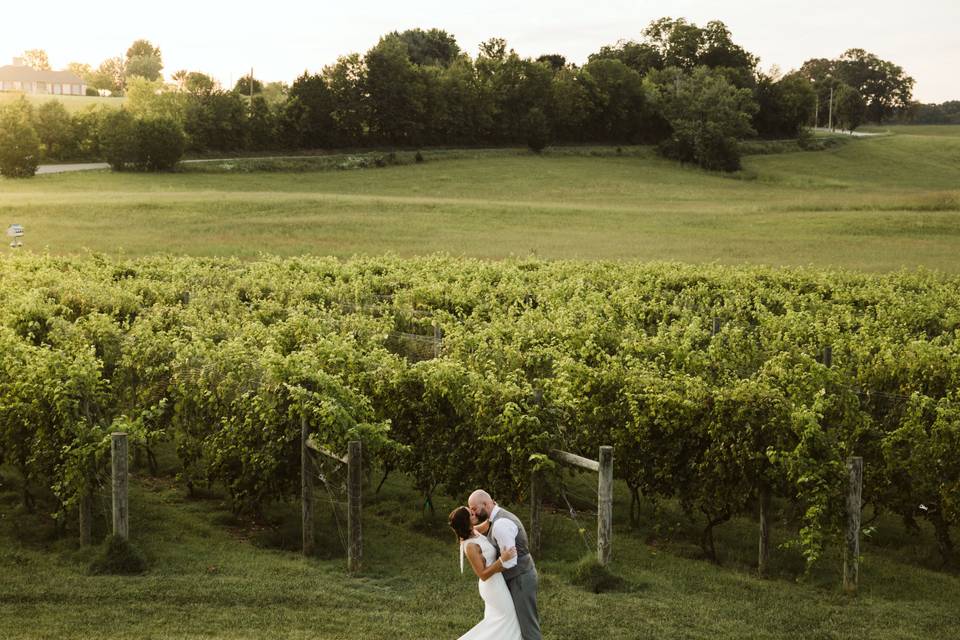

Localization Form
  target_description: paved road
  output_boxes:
[36,155,322,175]
[812,127,883,137]
[37,162,110,174]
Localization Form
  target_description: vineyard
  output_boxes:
[1,252,959,579]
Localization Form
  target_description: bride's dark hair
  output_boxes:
[448,506,472,541]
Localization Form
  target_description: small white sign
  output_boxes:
[6,224,24,238]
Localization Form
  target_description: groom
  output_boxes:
[468,489,541,640]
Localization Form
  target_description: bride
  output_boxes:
[448,506,522,640]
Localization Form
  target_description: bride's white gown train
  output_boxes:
[458,535,523,640]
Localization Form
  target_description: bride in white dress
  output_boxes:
[448,506,522,640]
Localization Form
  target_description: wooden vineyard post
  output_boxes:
[530,470,543,557]
[597,446,613,566]
[111,433,129,539]
[712,317,721,336]
[548,446,614,566]
[844,456,863,593]
[758,484,771,577]
[347,440,363,574]
[302,414,315,557]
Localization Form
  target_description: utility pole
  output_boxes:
[828,85,834,131]
[250,66,254,101]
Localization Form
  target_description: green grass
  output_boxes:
[860,124,960,137]
[2,134,958,271]
[0,91,125,113]
[1,460,957,640]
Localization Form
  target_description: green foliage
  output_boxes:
[525,107,550,152]
[382,28,461,67]
[0,99,40,178]
[233,75,263,95]
[650,66,757,171]
[125,39,163,82]
[835,84,867,132]
[88,534,148,575]
[136,117,185,171]
[753,74,816,138]
[34,101,77,161]
[91,57,126,95]
[99,109,139,170]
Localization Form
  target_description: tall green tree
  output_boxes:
[323,55,368,146]
[580,58,656,143]
[834,83,867,132]
[282,73,336,148]
[91,57,126,95]
[246,96,276,150]
[836,48,913,124]
[649,66,757,171]
[588,40,662,76]
[384,28,461,67]
[21,49,51,70]
[365,37,427,145]
[234,75,263,96]
[753,73,815,138]
[645,18,756,84]
[34,101,77,161]
[125,40,163,81]
[0,99,40,178]
[184,72,216,96]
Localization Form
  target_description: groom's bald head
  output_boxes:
[468,490,495,522]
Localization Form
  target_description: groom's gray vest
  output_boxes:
[486,507,536,581]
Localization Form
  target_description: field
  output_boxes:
[2,129,960,640]
[0,91,125,113]
[0,129,958,271]
[2,453,958,640]
[860,124,960,137]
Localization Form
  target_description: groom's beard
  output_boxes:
[475,510,489,523]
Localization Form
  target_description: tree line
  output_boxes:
[2,19,918,176]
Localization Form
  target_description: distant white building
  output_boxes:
[0,57,86,95]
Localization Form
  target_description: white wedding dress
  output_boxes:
[458,535,523,640]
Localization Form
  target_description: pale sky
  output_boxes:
[3,0,958,102]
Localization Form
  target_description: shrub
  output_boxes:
[650,66,757,172]
[0,100,40,178]
[525,107,551,153]
[34,101,77,161]
[88,535,147,575]
[99,109,139,171]
[135,117,185,171]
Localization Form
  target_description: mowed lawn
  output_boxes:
[0,92,125,112]
[0,129,958,270]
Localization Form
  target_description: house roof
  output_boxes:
[0,65,84,83]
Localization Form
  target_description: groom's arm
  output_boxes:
[492,519,519,569]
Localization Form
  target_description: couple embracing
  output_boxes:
[448,490,541,640]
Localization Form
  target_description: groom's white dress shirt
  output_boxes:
[489,505,519,569]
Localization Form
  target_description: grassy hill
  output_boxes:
[2,130,959,271]
[0,91,125,113]
[1,457,957,640]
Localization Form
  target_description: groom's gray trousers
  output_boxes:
[505,570,541,640]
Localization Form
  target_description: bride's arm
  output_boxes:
[464,543,517,582]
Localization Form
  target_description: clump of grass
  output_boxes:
[570,555,627,593]
[911,193,960,211]
[87,535,147,575]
